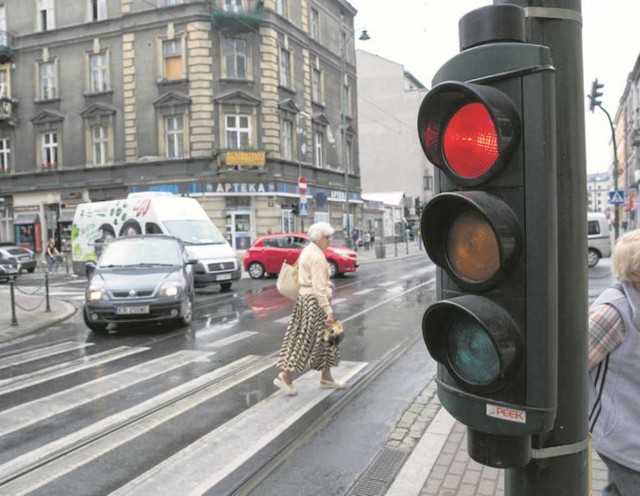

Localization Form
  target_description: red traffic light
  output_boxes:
[418,82,521,186]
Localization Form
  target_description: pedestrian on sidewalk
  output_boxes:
[363,231,371,251]
[588,228,640,496]
[273,222,345,396]
[45,238,60,272]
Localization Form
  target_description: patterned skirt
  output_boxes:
[276,294,340,373]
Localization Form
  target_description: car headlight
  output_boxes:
[88,284,106,301]
[332,249,352,258]
[159,281,181,297]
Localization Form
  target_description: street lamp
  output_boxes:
[340,28,369,247]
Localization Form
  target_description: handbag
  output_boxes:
[324,320,344,346]
[276,260,300,300]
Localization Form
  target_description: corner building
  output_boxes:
[0,0,363,254]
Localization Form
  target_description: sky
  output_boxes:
[349,0,639,174]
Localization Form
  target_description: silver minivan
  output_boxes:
[588,212,612,268]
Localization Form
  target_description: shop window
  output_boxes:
[0,137,9,173]
[223,37,247,80]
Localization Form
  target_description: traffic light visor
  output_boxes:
[418,82,521,186]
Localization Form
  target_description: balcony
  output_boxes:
[0,31,14,64]
[212,0,264,34]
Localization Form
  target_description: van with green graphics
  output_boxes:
[587,212,612,268]
[71,192,241,289]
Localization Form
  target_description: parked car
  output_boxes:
[0,244,37,273]
[83,235,197,333]
[243,232,359,279]
[587,212,612,268]
[0,255,20,282]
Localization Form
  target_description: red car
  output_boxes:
[243,233,359,279]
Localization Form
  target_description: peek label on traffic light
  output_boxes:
[486,404,527,424]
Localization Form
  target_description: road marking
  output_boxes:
[111,361,367,496]
[0,342,94,370]
[0,355,272,493]
[274,316,290,324]
[206,331,257,348]
[0,350,209,437]
[353,288,375,295]
[400,274,413,279]
[378,281,397,287]
[0,346,149,395]
[332,298,346,305]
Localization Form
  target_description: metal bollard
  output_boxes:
[10,277,18,326]
[45,271,51,312]
[406,238,409,255]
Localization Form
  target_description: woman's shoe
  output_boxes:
[273,374,297,396]
[319,379,346,390]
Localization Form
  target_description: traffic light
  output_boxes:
[290,202,299,216]
[418,4,558,468]
[588,78,604,112]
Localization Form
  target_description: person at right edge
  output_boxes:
[273,222,345,396]
[588,229,640,495]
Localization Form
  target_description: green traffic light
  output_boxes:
[448,314,500,385]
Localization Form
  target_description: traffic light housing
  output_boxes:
[418,5,558,468]
[588,78,604,112]
[290,202,299,216]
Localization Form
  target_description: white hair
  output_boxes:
[307,222,335,242]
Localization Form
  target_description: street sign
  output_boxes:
[299,202,308,218]
[298,176,307,195]
[609,190,624,205]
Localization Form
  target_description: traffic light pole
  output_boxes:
[495,1,589,494]
[593,103,620,240]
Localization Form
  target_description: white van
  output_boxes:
[587,212,612,268]
[71,192,241,288]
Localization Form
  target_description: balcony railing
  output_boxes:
[212,0,264,34]
[0,31,14,64]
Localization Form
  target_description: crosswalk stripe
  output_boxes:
[0,355,272,493]
[112,361,367,496]
[332,298,346,305]
[0,346,149,396]
[206,331,257,348]
[274,316,290,324]
[0,350,209,437]
[378,281,397,287]
[353,288,375,295]
[0,342,94,370]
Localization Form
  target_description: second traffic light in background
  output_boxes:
[589,78,604,111]
[290,203,299,216]
[418,5,558,469]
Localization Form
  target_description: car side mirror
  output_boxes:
[186,258,198,265]
[85,261,96,278]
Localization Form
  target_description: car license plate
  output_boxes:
[216,273,232,281]
[116,305,149,315]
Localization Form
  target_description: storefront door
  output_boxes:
[225,211,252,250]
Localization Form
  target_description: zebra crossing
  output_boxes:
[0,333,367,494]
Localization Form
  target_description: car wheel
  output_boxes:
[247,262,265,279]
[180,294,194,326]
[27,267,35,273]
[83,307,108,333]
[328,260,339,278]
[220,282,232,291]
[587,249,600,268]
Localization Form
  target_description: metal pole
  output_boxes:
[340,38,350,248]
[496,1,589,494]
[406,237,409,255]
[595,104,620,239]
[394,235,398,257]
[9,277,18,326]
[45,271,51,312]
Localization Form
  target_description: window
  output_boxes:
[39,62,57,100]
[279,48,290,87]
[281,119,293,160]
[276,0,287,16]
[88,0,107,21]
[310,9,319,40]
[165,115,184,158]
[163,39,183,81]
[225,115,250,149]
[0,138,9,172]
[224,0,242,13]
[314,131,323,168]
[91,124,109,165]
[312,67,321,102]
[42,132,58,167]
[38,0,55,31]
[89,53,109,93]
[223,38,246,79]
[163,0,183,5]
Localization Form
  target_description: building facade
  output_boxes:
[0,0,364,254]
[356,49,434,227]
[587,172,612,215]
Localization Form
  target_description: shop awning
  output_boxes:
[14,214,40,225]
[58,211,75,222]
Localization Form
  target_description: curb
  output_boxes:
[0,299,77,344]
